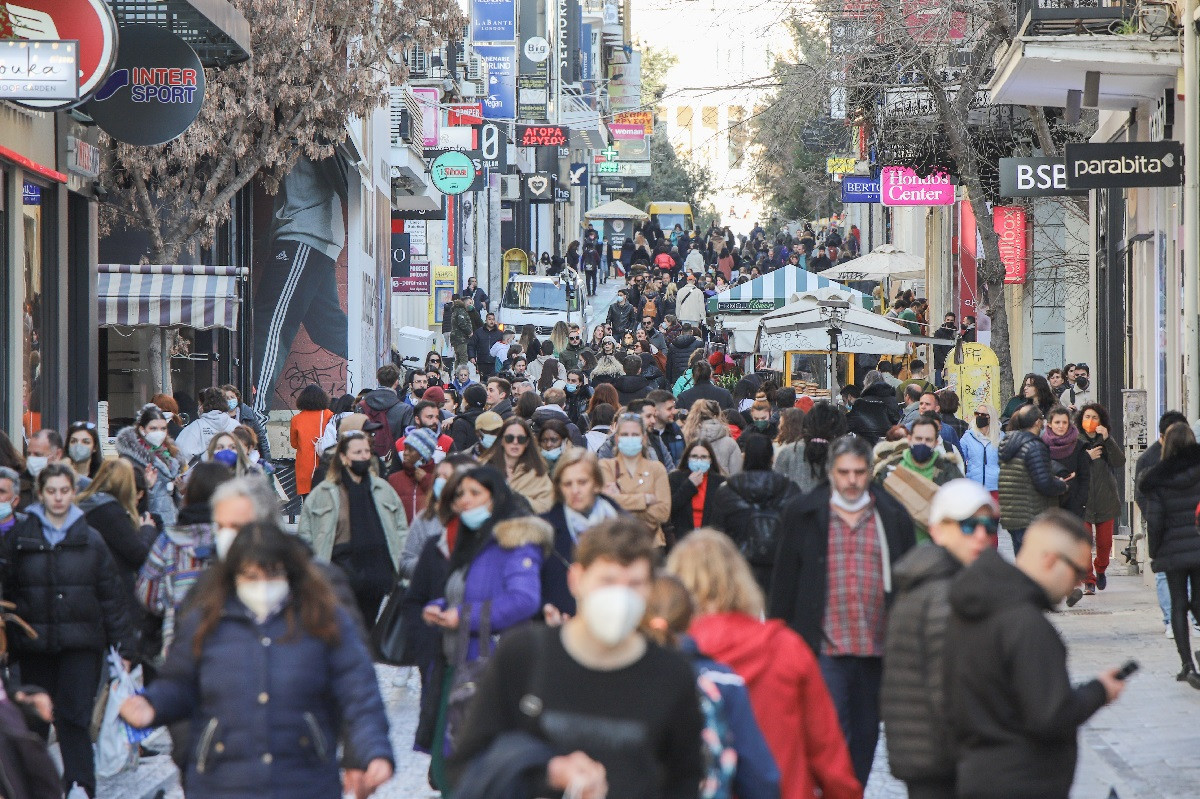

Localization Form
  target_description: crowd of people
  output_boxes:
[0,250,1185,799]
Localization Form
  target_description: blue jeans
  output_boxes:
[1157,571,1171,626]
[819,654,883,787]
[1009,527,1026,554]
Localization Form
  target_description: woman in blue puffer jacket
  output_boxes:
[120,523,393,799]
[959,402,1000,500]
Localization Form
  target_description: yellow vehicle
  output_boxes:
[647,202,694,232]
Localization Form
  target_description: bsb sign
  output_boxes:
[1065,141,1184,189]
[998,156,1086,197]
[517,124,569,147]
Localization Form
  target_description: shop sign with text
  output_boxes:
[999,156,1085,197]
[517,124,569,146]
[1065,141,1184,188]
[880,166,954,206]
[994,206,1028,284]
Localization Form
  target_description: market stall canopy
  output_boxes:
[706,266,872,315]
[584,199,649,220]
[818,244,925,282]
[98,264,247,330]
[756,289,944,354]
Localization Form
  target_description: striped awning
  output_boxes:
[706,266,873,315]
[98,264,247,330]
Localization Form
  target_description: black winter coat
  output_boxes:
[78,493,156,599]
[881,544,962,782]
[467,326,505,373]
[1046,439,1090,519]
[846,382,902,444]
[611,374,652,406]
[606,301,638,339]
[667,470,725,540]
[767,484,916,654]
[711,471,801,595]
[665,335,704,384]
[946,549,1107,799]
[677,380,735,412]
[539,496,624,617]
[1139,442,1200,573]
[1,511,135,656]
[449,407,485,453]
[997,431,1067,531]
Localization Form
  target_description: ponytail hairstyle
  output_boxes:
[801,401,848,481]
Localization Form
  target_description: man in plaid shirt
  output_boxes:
[768,434,917,785]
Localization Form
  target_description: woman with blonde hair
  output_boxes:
[77,458,158,602]
[205,431,251,476]
[961,402,1001,505]
[667,530,861,799]
[600,412,671,547]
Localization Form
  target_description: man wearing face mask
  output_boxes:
[448,518,704,799]
[1064,362,1094,412]
[22,430,89,507]
[606,289,638,342]
[471,411,504,459]
[874,416,964,538]
[0,466,25,536]
[769,435,916,786]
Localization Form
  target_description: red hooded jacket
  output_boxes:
[690,612,862,799]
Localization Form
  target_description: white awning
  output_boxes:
[98,264,247,330]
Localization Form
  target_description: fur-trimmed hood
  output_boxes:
[115,425,181,474]
[695,418,731,443]
[492,516,554,552]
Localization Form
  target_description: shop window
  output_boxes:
[22,180,47,439]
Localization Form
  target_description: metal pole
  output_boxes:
[1186,0,1199,417]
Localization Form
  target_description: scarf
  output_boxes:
[900,448,939,480]
[1041,425,1080,460]
[563,497,620,542]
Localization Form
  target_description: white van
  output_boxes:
[497,273,593,337]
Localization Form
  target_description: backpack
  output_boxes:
[738,496,785,567]
[358,400,395,460]
[643,298,658,319]
[696,673,738,799]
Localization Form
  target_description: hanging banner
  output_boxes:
[471,0,517,42]
[994,206,1028,285]
[608,123,644,140]
[411,87,440,149]
[476,44,517,120]
[880,166,955,206]
[613,110,653,135]
[841,176,880,203]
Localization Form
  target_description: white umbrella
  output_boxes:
[819,244,924,282]
[756,289,943,354]
[584,199,649,220]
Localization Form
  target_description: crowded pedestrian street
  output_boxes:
[9,0,1200,798]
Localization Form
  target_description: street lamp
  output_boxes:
[818,299,850,403]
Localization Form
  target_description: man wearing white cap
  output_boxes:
[880,479,998,799]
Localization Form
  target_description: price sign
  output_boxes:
[517,124,569,147]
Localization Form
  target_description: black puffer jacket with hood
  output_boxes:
[711,470,801,594]
[666,335,704,384]
[1139,442,1200,573]
[881,544,962,782]
[946,549,1107,799]
[846,381,902,444]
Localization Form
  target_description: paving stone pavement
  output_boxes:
[103,530,1198,799]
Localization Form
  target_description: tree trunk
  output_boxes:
[145,242,182,397]
[974,203,1015,400]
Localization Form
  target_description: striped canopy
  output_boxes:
[706,266,873,315]
[98,264,248,330]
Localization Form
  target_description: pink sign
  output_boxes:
[608,123,645,141]
[411,87,440,150]
[880,166,955,206]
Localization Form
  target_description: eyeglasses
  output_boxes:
[957,516,999,536]
[1055,552,1090,582]
[70,421,97,430]
[569,337,581,342]
[503,434,529,445]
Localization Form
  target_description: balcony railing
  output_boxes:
[1018,0,1133,36]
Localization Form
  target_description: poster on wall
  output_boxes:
[944,343,1001,421]
[476,44,516,120]
[250,154,352,413]
[428,265,457,326]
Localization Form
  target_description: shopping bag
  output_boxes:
[93,648,146,778]
[370,581,414,666]
[882,466,939,529]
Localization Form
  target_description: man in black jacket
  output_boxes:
[665,325,704,384]
[882,479,998,799]
[768,435,916,785]
[467,312,505,379]
[946,509,1126,799]
[606,289,638,341]
[677,361,734,412]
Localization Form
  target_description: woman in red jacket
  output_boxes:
[667,529,862,799]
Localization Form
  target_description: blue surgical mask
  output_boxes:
[909,443,935,463]
[432,476,447,499]
[542,446,563,461]
[565,383,578,393]
[617,436,643,457]
[459,504,492,530]
[213,449,238,467]
[227,398,238,411]
[480,433,498,449]
[0,501,12,520]
[687,459,711,474]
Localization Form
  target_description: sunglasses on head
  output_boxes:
[957,516,999,536]
[503,434,529,445]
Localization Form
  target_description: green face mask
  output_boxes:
[753,419,770,430]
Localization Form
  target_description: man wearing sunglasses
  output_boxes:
[881,479,998,799]
[945,508,1127,799]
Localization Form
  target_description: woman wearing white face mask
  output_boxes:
[421,466,548,790]
[116,404,184,527]
[66,421,103,480]
[536,419,574,479]
[121,523,395,799]
[600,413,671,548]
[297,431,407,632]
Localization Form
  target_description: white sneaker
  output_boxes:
[1167,625,1175,639]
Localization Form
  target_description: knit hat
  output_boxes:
[464,383,487,408]
[475,410,504,433]
[404,427,439,462]
[422,385,446,406]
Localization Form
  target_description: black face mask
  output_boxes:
[1075,376,1090,391]
[974,414,989,429]
[413,387,426,398]
[348,459,372,477]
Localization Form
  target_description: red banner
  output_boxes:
[994,206,1028,285]
[957,200,978,324]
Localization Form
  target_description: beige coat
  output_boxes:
[600,455,671,544]
[296,476,408,569]
[508,464,554,514]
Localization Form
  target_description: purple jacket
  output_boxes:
[458,516,552,660]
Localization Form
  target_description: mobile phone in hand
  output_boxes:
[1115,660,1139,681]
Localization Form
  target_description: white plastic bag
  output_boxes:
[93,648,143,778]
